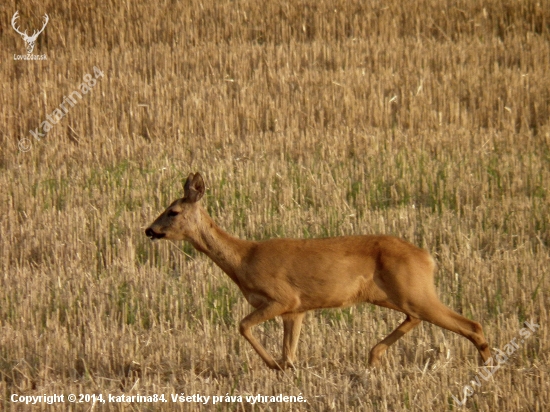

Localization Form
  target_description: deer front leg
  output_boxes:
[369,315,421,367]
[279,312,305,369]
[239,302,289,370]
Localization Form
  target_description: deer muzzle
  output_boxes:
[145,227,165,240]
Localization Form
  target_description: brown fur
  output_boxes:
[145,173,490,370]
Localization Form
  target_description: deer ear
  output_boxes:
[184,172,205,203]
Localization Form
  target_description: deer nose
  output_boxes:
[145,228,165,239]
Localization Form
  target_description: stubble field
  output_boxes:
[1,0,549,410]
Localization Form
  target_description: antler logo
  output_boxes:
[11,11,49,54]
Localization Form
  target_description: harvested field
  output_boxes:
[1,0,549,410]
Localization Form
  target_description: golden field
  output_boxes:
[0,0,549,410]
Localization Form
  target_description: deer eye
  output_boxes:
[167,210,179,217]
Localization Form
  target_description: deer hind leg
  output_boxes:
[369,315,422,367]
[239,301,290,370]
[278,312,306,369]
[416,299,491,363]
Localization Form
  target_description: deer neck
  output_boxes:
[190,207,252,282]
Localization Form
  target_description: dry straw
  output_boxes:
[1,0,548,410]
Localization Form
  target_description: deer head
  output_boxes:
[12,11,49,54]
[145,173,206,241]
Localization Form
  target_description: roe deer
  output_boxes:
[145,172,490,370]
